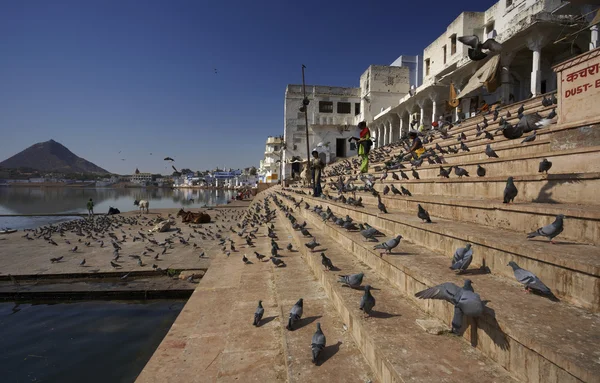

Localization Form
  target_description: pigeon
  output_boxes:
[242,254,250,264]
[311,323,326,365]
[286,243,293,251]
[485,144,499,158]
[79,259,86,266]
[401,186,412,196]
[373,235,402,255]
[527,214,564,243]
[253,300,264,326]
[110,261,121,268]
[454,166,469,178]
[503,176,518,203]
[547,108,556,120]
[476,164,486,177]
[521,130,536,144]
[286,298,303,330]
[508,261,554,296]
[50,256,64,263]
[305,237,320,252]
[538,158,552,174]
[391,172,400,180]
[270,256,285,267]
[415,280,484,333]
[321,253,334,271]
[300,227,312,237]
[417,204,432,223]
[390,184,401,195]
[517,104,525,116]
[164,157,174,161]
[359,285,376,316]
[360,227,378,242]
[70,246,78,252]
[460,141,470,152]
[383,185,390,195]
[438,166,450,178]
[338,272,364,288]
[450,243,473,273]
[377,195,388,214]
[411,169,420,180]
[400,170,409,180]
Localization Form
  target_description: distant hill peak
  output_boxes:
[0,139,110,174]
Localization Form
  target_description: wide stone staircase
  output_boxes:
[272,92,600,383]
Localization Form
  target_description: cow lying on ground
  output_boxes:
[107,207,121,215]
[176,208,211,224]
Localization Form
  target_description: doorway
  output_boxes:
[336,138,346,158]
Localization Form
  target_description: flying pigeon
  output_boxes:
[527,214,564,243]
[373,235,402,255]
[417,204,432,223]
[311,323,326,365]
[415,280,484,333]
[507,261,554,297]
[286,298,303,331]
[164,157,174,161]
[253,300,264,326]
[450,243,473,273]
[338,272,364,288]
[359,285,376,317]
[503,176,518,203]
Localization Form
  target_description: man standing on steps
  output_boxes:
[86,198,94,218]
[311,150,324,197]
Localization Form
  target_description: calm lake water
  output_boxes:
[0,300,185,383]
[0,187,235,229]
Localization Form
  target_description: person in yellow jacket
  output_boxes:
[408,131,425,158]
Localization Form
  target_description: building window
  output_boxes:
[506,0,513,7]
[273,146,279,151]
[337,102,351,114]
[485,21,495,39]
[425,58,431,76]
[450,34,457,55]
[355,103,361,116]
[319,101,333,113]
[443,45,447,64]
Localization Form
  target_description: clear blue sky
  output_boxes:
[0,0,496,175]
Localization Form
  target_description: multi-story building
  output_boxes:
[130,168,152,185]
[258,136,283,183]
[368,0,591,145]
[390,55,423,89]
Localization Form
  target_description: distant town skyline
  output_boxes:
[0,0,497,174]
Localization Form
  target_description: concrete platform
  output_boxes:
[277,191,600,383]
[136,196,376,383]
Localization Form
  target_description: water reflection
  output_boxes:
[0,187,235,215]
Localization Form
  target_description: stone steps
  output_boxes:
[273,198,517,383]
[277,190,600,383]
[363,145,600,182]
[365,172,600,205]
[356,193,600,245]
[283,191,600,311]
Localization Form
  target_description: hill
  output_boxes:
[0,139,110,174]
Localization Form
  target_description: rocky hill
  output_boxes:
[0,139,109,174]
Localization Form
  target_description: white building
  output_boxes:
[369,0,593,145]
[258,136,283,183]
[130,168,152,185]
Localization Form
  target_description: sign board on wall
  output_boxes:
[553,48,600,126]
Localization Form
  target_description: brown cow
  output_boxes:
[177,209,211,224]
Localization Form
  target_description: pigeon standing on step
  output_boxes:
[305,237,320,252]
[538,158,552,174]
[412,169,420,180]
[286,298,303,330]
[521,130,536,144]
[242,254,250,264]
[503,176,518,204]
[321,253,334,271]
[417,204,432,223]
[311,323,326,365]
[415,279,484,333]
[253,300,264,326]
[391,184,401,195]
[383,185,390,195]
[360,285,376,317]
[373,235,402,255]
[485,144,499,158]
[338,272,364,288]
[476,164,486,177]
[454,166,469,178]
[401,186,412,196]
[270,256,286,267]
[360,227,378,242]
[450,243,473,273]
[507,261,555,297]
[439,166,450,178]
[527,214,564,244]
[377,195,388,214]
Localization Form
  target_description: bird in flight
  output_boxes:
[164,157,174,161]
[458,35,502,61]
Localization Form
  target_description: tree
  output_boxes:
[249,166,257,176]
[181,168,193,175]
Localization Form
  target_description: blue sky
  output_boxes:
[0,0,496,175]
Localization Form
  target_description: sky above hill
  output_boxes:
[0,0,497,175]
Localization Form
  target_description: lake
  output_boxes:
[0,300,185,383]
[0,187,235,229]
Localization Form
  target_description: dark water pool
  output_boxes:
[0,300,185,383]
